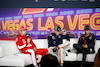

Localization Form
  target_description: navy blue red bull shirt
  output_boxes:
[48,33,70,47]
[78,33,96,48]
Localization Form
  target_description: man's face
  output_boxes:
[54,30,61,35]
[84,30,90,35]
[20,30,27,35]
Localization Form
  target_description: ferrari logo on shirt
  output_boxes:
[22,39,26,43]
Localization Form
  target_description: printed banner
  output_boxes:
[0,8,100,40]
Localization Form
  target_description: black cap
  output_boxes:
[54,26,61,32]
[84,25,90,30]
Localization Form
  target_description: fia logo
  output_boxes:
[35,0,39,2]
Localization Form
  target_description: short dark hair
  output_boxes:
[40,54,60,67]
[84,25,90,30]
[54,26,61,32]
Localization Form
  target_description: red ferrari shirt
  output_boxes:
[16,35,36,52]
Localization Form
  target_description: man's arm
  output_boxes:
[62,35,70,41]
[57,40,70,49]
[66,35,70,41]
[57,35,70,49]
[78,37,82,45]
[30,37,37,51]
[16,36,28,50]
[87,35,96,47]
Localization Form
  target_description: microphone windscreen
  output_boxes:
[26,34,29,38]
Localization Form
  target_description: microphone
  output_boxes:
[26,34,29,38]
[26,34,31,44]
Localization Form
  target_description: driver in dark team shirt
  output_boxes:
[73,25,96,65]
[48,26,70,66]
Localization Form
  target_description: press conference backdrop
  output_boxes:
[0,8,100,40]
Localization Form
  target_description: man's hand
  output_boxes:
[27,38,30,43]
[53,47,58,52]
[84,44,88,48]
[82,44,88,48]
[33,47,37,51]
[82,45,84,47]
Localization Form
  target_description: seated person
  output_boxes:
[48,26,70,66]
[40,54,60,67]
[93,48,100,67]
[73,25,96,64]
[16,26,48,67]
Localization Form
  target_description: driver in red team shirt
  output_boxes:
[16,26,48,67]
